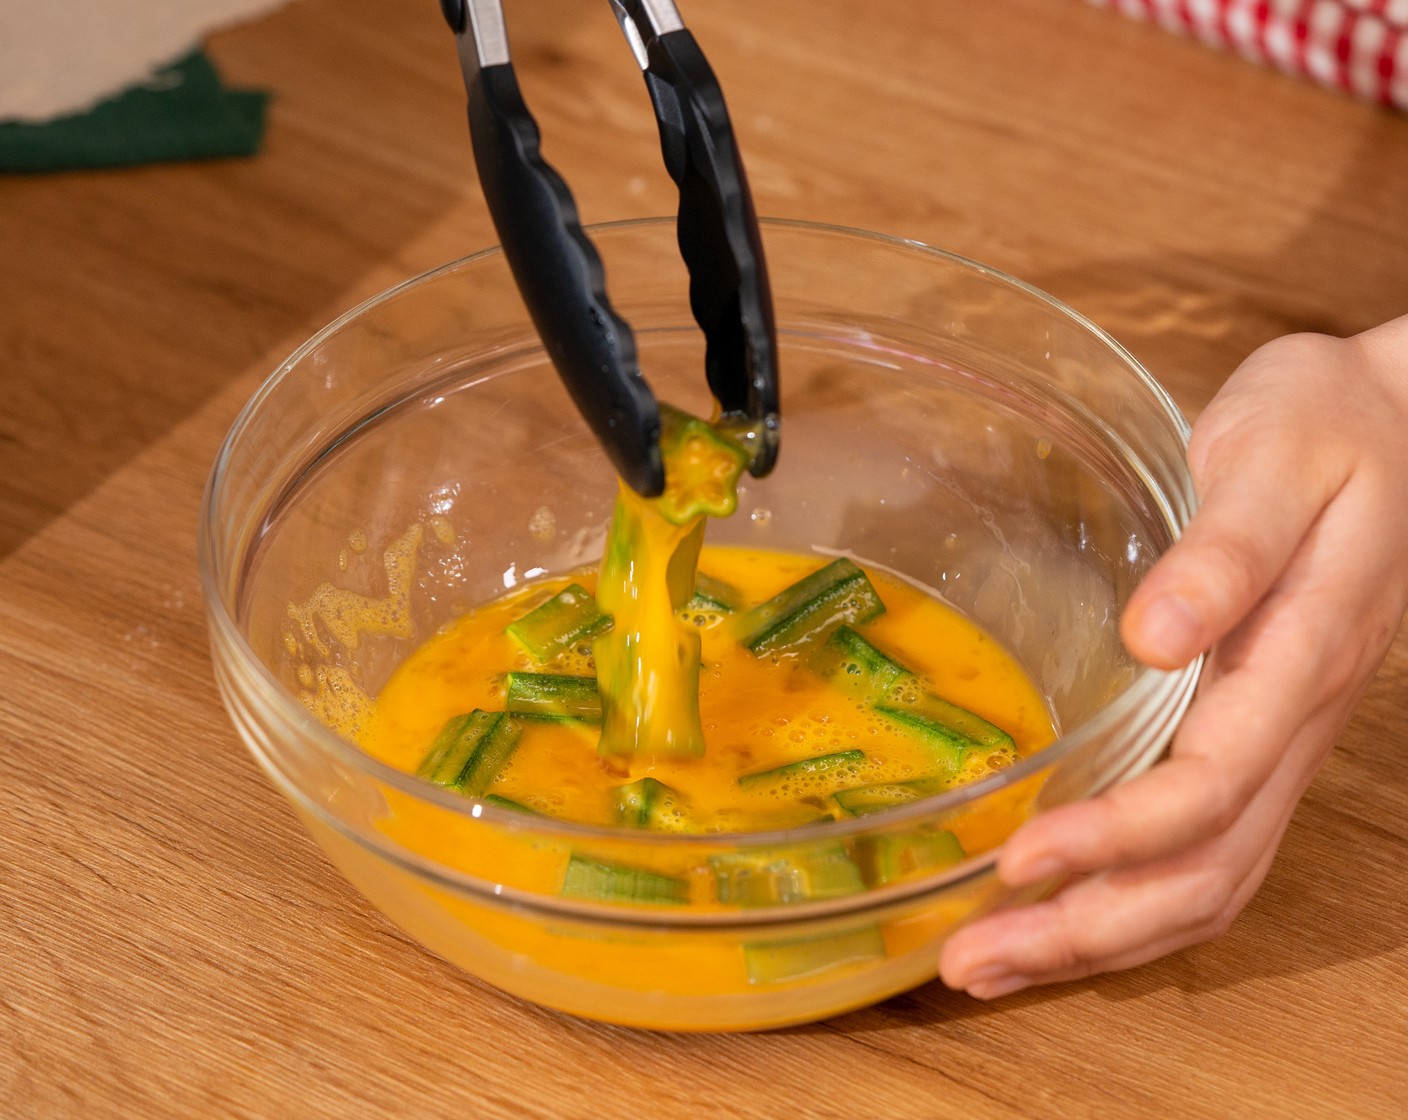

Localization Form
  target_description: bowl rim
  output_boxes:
[199,216,1200,859]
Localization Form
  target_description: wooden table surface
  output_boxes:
[3,0,1406,1116]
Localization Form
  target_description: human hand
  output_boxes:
[939,314,1408,1000]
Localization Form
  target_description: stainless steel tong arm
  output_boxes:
[446,0,508,75]
[610,0,685,67]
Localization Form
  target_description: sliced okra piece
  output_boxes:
[560,854,690,905]
[711,843,865,907]
[505,583,612,663]
[742,926,886,986]
[416,710,522,796]
[831,779,947,816]
[612,777,690,830]
[737,749,867,792]
[810,624,914,702]
[875,687,1016,777]
[855,827,966,887]
[681,571,745,615]
[735,557,886,655]
[504,671,602,722]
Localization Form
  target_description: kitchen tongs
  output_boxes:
[439,0,779,497]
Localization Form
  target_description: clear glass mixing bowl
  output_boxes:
[200,218,1200,1031]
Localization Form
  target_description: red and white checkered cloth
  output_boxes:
[1087,0,1407,109]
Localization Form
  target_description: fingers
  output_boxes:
[1003,535,1354,889]
[994,658,1295,888]
[941,430,1408,998]
[937,321,1408,1000]
[999,457,1403,888]
[941,827,1281,999]
[939,680,1342,997]
[941,714,1324,998]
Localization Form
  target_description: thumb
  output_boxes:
[1123,351,1347,668]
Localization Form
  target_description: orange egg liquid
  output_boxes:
[368,545,1052,846]
[340,543,1056,1028]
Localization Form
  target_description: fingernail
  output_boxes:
[1013,854,1065,886]
[1137,594,1202,664]
[965,971,1032,1000]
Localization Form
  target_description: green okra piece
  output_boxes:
[560,854,690,905]
[854,827,966,888]
[504,671,602,722]
[879,685,1016,751]
[652,405,751,526]
[738,749,867,791]
[742,927,886,986]
[711,843,866,908]
[612,777,689,830]
[810,624,915,702]
[416,710,522,796]
[505,583,612,663]
[482,793,539,815]
[874,685,1017,777]
[735,557,885,655]
[680,571,744,615]
[830,779,947,816]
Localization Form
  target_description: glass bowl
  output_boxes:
[200,218,1200,1031]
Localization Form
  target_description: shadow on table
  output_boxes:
[1022,111,1408,420]
[0,0,605,563]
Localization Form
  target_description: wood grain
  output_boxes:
[2,0,1405,1116]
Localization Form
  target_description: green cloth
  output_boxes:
[0,50,268,173]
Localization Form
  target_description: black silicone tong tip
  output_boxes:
[640,28,779,479]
